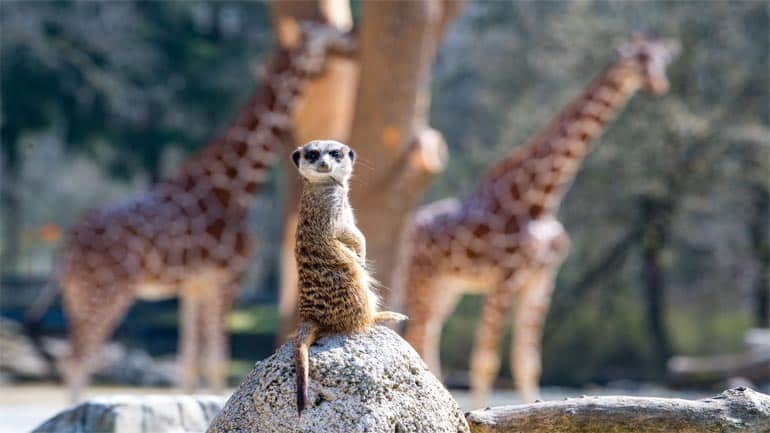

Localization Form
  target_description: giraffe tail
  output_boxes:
[294,322,317,417]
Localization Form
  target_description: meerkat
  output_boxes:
[291,139,406,415]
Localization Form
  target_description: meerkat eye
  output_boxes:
[329,150,342,160]
[304,150,320,162]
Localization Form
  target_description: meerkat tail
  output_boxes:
[294,322,318,416]
[373,311,408,323]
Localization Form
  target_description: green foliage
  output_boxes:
[1,1,272,181]
[228,304,280,334]
[1,0,766,387]
[429,0,767,384]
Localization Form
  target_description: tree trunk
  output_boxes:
[271,0,358,343]
[348,0,463,308]
[275,0,466,340]
[640,196,673,373]
[465,387,770,433]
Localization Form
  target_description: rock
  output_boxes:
[0,317,177,386]
[31,395,226,433]
[0,317,53,379]
[96,345,179,387]
[745,328,770,350]
[207,326,469,433]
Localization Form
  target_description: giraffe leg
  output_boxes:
[510,267,556,403]
[180,290,202,393]
[404,278,462,379]
[469,271,531,409]
[201,280,238,393]
[60,282,135,402]
[402,279,433,362]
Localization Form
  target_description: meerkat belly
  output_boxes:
[297,250,373,332]
[300,289,372,332]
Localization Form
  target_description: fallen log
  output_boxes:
[668,349,770,386]
[465,387,770,433]
[746,329,770,351]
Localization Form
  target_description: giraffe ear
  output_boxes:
[291,149,302,167]
[348,149,356,164]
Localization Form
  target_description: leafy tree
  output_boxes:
[1,1,272,272]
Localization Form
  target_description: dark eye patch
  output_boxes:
[304,150,320,162]
[329,150,342,160]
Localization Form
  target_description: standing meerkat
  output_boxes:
[291,139,406,415]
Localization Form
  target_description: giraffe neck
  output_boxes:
[489,60,644,219]
[164,48,306,213]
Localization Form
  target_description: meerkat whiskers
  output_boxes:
[291,140,406,416]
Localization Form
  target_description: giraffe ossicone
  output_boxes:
[399,33,680,407]
[50,23,353,402]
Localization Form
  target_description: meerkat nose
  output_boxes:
[317,161,331,172]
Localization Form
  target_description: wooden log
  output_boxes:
[746,329,770,351]
[668,349,770,386]
[465,387,770,433]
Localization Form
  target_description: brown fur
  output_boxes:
[400,34,679,406]
[41,24,355,402]
[291,140,405,415]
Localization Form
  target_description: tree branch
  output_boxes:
[271,0,358,344]
[465,388,770,433]
[349,0,463,295]
[546,225,642,332]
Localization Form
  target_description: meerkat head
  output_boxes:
[292,140,356,186]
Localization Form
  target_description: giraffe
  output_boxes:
[53,24,353,401]
[400,34,679,406]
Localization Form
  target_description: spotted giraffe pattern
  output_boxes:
[400,35,679,406]
[56,24,353,401]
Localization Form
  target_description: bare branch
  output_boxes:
[466,388,770,433]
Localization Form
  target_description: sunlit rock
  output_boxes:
[207,326,469,433]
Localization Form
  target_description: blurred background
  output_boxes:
[1,0,767,430]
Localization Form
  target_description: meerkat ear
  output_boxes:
[291,149,302,167]
[348,149,356,164]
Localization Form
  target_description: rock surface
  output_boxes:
[0,318,54,380]
[31,395,226,433]
[206,326,469,433]
[0,317,177,386]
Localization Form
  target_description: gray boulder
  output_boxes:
[32,395,226,433]
[0,317,177,386]
[0,317,54,380]
[207,326,469,433]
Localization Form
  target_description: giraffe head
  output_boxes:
[292,140,356,186]
[292,22,356,75]
[617,33,680,94]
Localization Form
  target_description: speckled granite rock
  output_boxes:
[206,326,469,433]
[32,395,226,433]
